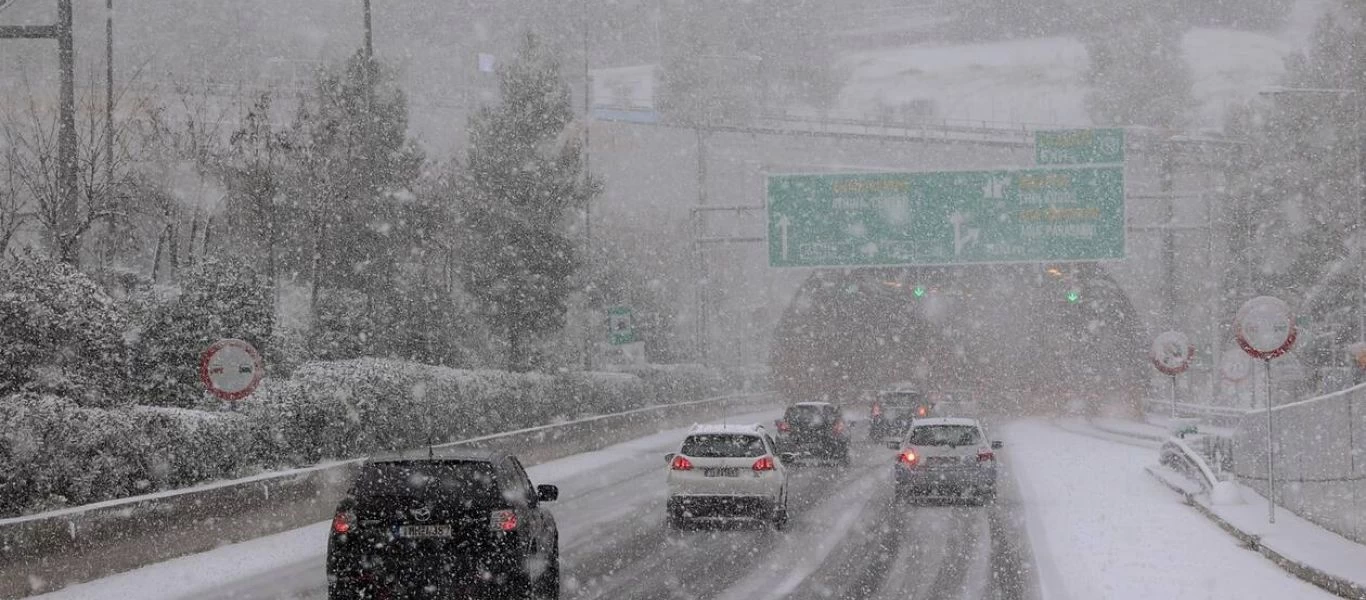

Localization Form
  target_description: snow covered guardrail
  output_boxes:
[0,391,777,599]
[1159,437,1221,492]
[1143,398,1251,426]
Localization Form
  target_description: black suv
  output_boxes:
[776,402,850,464]
[327,449,560,599]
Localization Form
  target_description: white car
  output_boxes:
[665,423,791,529]
[890,417,1002,504]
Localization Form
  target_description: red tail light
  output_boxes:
[916,406,927,417]
[776,420,791,433]
[332,511,355,534]
[670,455,694,471]
[977,449,995,463]
[490,509,518,532]
[834,420,846,435]
[753,456,776,471]
[898,450,919,466]
[871,404,882,417]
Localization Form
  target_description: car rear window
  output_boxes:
[352,460,500,501]
[681,434,766,458]
[906,425,981,447]
[785,405,834,427]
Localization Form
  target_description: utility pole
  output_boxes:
[694,128,709,364]
[0,1,78,264]
[362,0,373,60]
[1161,138,1177,327]
[582,2,594,371]
[104,0,115,271]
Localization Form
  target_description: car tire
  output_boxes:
[536,545,560,600]
[772,495,790,531]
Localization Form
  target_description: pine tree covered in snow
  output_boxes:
[1083,16,1195,129]
[460,33,595,372]
[0,254,130,406]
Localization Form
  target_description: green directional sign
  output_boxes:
[767,166,1125,268]
[607,306,636,345]
[1035,128,1125,165]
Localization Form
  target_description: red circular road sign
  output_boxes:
[199,339,265,401]
[1234,296,1297,360]
[1151,330,1195,376]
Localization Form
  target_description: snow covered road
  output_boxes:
[35,413,1340,600]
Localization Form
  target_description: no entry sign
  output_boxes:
[1151,331,1195,376]
[1235,296,1296,360]
[199,338,265,401]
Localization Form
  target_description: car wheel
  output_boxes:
[772,495,790,531]
[536,545,560,599]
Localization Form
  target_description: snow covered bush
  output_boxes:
[0,255,131,406]
[130,257,273,407]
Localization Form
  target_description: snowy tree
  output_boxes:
[461,33,596,372]
[220,94,290,298]
[0,254,130,406]
[130,257,273,407]
[1083,17,1195,130]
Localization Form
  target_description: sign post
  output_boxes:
[767,166,1125,268]
[1234,296,1297,524]
[199,338,265,402]
[1151,331,1195,418]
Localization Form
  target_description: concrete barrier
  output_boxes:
[1232,382,1366,545]
[0,391,778,598]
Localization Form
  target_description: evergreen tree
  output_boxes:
[1083,17,1195,129]
[461,34,596,372]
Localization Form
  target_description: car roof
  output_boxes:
[791,401,835,408]
[909,417,981,427]
[688,423,768,435]
[366,447,505,464]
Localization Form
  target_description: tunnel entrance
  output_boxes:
[770,263,1145,415]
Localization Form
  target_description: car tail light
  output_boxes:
[871,403,882,418]
[898,450,919,467]
[670,455,694,471]
[490,509,518,532]
[332,511,355,534]
[916,406,927,417]
[977,449,995,463]
[834,420,846,435]
[776,420,791,433]
[753,456,776,471]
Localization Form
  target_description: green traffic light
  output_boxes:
[1066,290,1080,303]
[912,286,926,298]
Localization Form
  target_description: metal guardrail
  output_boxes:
[1143,398,1251,426]
[0,391,778,599]
[1160,437,1222,492]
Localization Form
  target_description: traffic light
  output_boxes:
[1066,290,1081,303]
[912,285,926,298]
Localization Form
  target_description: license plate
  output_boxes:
[703,468,740,478]
[398,524,452,538]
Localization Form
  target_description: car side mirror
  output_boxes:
[536,484,559,503]
[991,441,1004,450]
[664,452,676,464]
[885,441,901,450]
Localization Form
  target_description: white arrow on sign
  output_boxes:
[777,214,791,260]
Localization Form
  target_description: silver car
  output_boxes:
[889,417,1003,504]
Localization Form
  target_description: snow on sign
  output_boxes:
[1150,330,1194,376]
[1234,296,1296,360]
[199,338,265,401]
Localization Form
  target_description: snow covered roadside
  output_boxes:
[1005,419,1334,600]
[1147,468,1366,599]
[32,409,781,600]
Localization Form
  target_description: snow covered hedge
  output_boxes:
[0,359,738,517]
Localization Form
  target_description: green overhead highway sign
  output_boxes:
[1035,128,1125,165]
[766,166,1125,268]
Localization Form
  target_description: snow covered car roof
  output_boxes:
[688,423,768,435]
[792,401,835,408]
[908,417,982,428]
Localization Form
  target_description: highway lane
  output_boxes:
[177,414,1039,600]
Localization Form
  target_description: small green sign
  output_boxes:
[767,166,1125,268]
[1035,128,1125,165]
[607,306,636,345]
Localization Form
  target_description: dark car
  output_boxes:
[327,448,560,599]
[869,390,932,441]
[776,402,850,464]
